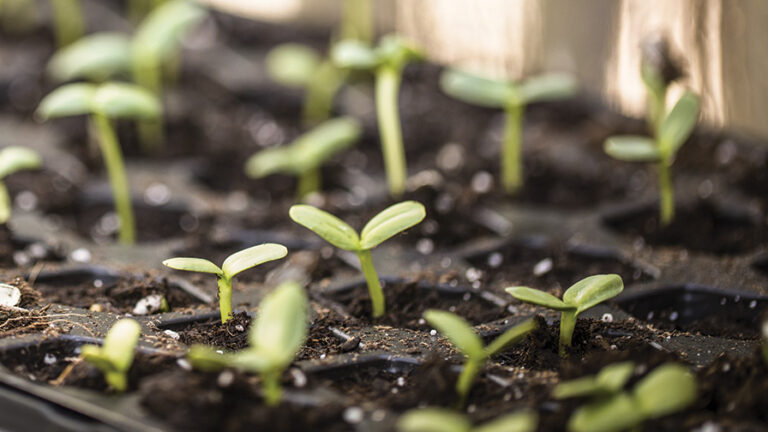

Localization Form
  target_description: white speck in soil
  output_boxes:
[734,295,741,302]
[472,281,481,290]
[217,370,235,387]
[467,404,476,414]
[43,353,56,365]
[669,311,679,321]
[749,300,757,309]
[416,238,434,255]
[290,368,307,388]
[96,212,120,236]
[15,190,37,211]
[93,279,103,288]
[646,311,654,320]
[697,180,714,199]
[462,293,471,301]
[371,410,386,422]
[12,252,29,267]
[487,252,503,268]
[320,353,326,360]
[722,363,731,372]
[422,219,439,235]
[235,324,245,332]
[144,182,171,206]
[601,313,614,323]
[215,350,224,354]
[448,306,456,312]
[503,393,512,401]
[176,358,192,371]
[164,329,180,340]
[533,258,553,276]
[226,191,249,212]
[441,257,452,268]
[429,330,437,336]
[418,318,426,325]
[436,143,465,172]
[720,297,727,305]
[70,248,92,263]
[763,321,768,338]
[465,268,482,283]
[696,420,722,432]
[610,344,617,350]
[390,388,398,394]
[649,342,663,350]
[397,377,406,387]
[471,171,493,194]
[343,407,364,424]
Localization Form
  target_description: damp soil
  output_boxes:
[0,225,64,268]
[175,311,252,351]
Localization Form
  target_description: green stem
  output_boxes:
[0,181,10,224]
[105,371,127,392]
[133,58,165,154]
[559,310,577,358]
[648,86,667,137]
[217,277,232,323]
[341,0,373,43]
[455,357,483,407]
[657,161,674,226]
[262,369,282,406]
[296,168,321,201]
[356,249,385,318]
[375,65,407,197]
[91,113,135,245]
[50,0,83,47]
[502,103,524,194]
[302,60,343,127]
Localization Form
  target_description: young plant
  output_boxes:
[0,146,42,224]
[440,69,577,194]
[162,243,288,323]
[553,361,635,400]
[289,201,425,318]
[186,281,308,406]
[424,310,537,406]
[506,274,623,358]
[80,318,141,392]
[37,82,161,244]
[245,116,362,199]
[331,34,423,197]
[567,363,697,432]
[397,407,537,432]
[603,40,699,226]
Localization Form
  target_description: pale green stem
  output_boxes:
[133,58,165,154]
[355,249,385,318]
[0,181,10,224]
[91,113,135,245]
[502,103,524,194]
[262,369,283,406]
[559,310,577,358]
[296,167,320,201]
[657,161,674,226]
[302,60,343,127]
[375,65,407,198]
[50,0,83,47]
[105,371,127,392]
[455,357,483,407]
[217,277,232,323]
[341,0,373,43]
[648,86,667,137]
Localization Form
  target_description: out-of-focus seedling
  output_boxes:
[553,361,635,399]
[440,69,577,194]
[80,319,141,392]
[187,281,308,406]
[245,116,362,199]
[0,146,41,224]
[506,274,623,358]
[289,201,425,318]
[163,243,288,323]
[568,363,697,432]
[47,33,132,83]
[332,35,422,197]
[397,407,537,432]
[424,310,537,406]
[340,0,373,44]
[49,0,84,47]
[37,82,161,244]
[603,38,699,226]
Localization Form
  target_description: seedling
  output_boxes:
[80,319,141,392]
[186,281,308,406]
[47,32,132,83]
[245,116,362,199]
[440,69,577,194]
[397,407,537,432]
[603,40,699,226]
[424,310,537,406]
[567,363,697,432]
[331,35,423,197]
[506,274,624,358]
[37,82,161,244]
[289,201,425,318]
[162,243,288,323]
[0,146,42,224]
[553,361,635,399]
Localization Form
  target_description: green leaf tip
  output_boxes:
[423,309,484,359]
[563,274,623,313]
[289,204,360,251]
[0,146,42,179]
[360,201,426,249]
[37,82,161,121]
[47,32,131,82]
[604,135,660,162]
[163,257,222,275]
[505,286,571,310]
[221,243,288,279]
[250,281,308,367]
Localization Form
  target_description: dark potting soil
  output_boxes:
[297,312,350,360]
[0,225,64,268]
[176,311,252,351]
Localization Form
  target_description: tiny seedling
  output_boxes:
[0,146,42,224]
[440,69,577,194]
[47,32,132,83]
[424,310,537,406]
[553,361,635,400]
[567,363,697,432]
[506,274,624,358]
[37,82,161,244]
[332,34,423,197]
[245,116,362,199]
[603,41,699,226]
[80,319,141,392]
[397,407,537,432]
[290,201,425,318]
[162,243,288,323]
[186,281,308,406]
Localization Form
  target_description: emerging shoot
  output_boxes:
[331,35,423,197]
[187,281,308,406]
[80,319,141,392]
[163,244,288,323]
[397,407,537,432]
[37,82,161,244]
[289,201,425,318]
[0,146,42,224]
[245,116,362,200]
[424,310,537,406]
[440,69,577,194]
[506,274,624,358]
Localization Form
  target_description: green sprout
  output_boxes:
[0,146,42,224]
[186,281,308,406]
[567,363,697,432]
[245,116,362,200]
[47,32,132,83]
[553,361,635,400]
[163,243,288,323]
[397,407,537,432]
[80,318,141,392]
[506,274,623,358]
[424,310,537,406]
[440,69,577,194]
[331,35,423,197]
[289,201,425,318]
[37,82,161,244]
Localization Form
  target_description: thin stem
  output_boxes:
[261,369,282,406]
[455,357,483,407]
[217,277,232,323]
[375,65,407,197]
[341,0,373,43]
[50,0,83,47]
[356,249,385,318]
[91,113,135,244]
[0,181,10,224]
[133,57,165,154]
[296,168,321,201]
[648,86,667,136]
[559,310,577,358]
[502,103,524,194]
[657,161,674,226]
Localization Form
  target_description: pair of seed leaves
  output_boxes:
[331,34,423,72]
[37,82,160,121]
[604,91,700,164]
[0,146,42,223]
[397,407,537,432]
[163,243,288,285]
[80,319,141,391]
[506,274,623,316]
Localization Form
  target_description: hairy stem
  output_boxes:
[356,249,385,318]
[559,310,577,358]
[341,0,373,43]
[375,65,407,197]
[92,113,135,244]
[297,168,321,201]
[0,182,10,224]
[455,357,483,407]
[502,103,524,194]
[217,277,232,323]
[657,161,674,226]
[261,369,283,406]
[50,0,83,47]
